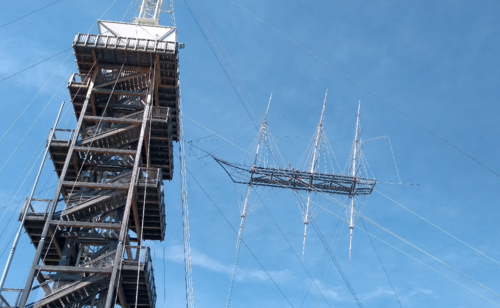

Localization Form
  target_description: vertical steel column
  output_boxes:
[0,102,65,298]
[104,94,152,308]
[19,69,99,308]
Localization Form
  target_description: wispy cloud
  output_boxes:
[359,288,397,301]
[163,245,294,283]
[307,280,433,304]
[400,288,433,302]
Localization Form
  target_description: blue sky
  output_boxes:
[1,0,500,307]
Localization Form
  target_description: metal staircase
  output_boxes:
[12,10,180,308]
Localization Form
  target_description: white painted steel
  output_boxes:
[0,102,65,300]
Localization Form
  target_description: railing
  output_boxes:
[124,246,156,308]
[19,198,52,221]
[137,168,165,237]
[152,107,170,120]
[74,34,177,54]
[68,73,91,87]
[79,122,129,140]
[0,288,23,308]
[137,168,163,188]
[62,190,122,210]
[79,250,116,268]
[50,129,74,146]
[95,69,141,86]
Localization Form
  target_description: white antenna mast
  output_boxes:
[302,89,327,261]
[349,101,361,262]
[226,93,272,308]
[134,0,175,25]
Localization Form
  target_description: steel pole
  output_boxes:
[0,101,65,298]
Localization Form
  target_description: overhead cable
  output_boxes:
[182,123,500,305]
[258,194,332,308]
[376,189,500,268]
[360,219,403,308]
[181,159,295,308]
[0,48,72,83]
[0,0,62,30]
[183,0,259,129]
[357,220,500,307]
[0,52,72,146]
[227,0,500,179]
[0,57,73,175]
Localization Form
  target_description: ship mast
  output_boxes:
[302,89,327,260]
[349,101,361,262]
[226,94,272,308]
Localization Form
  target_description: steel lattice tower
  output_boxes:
[6,3,180,308]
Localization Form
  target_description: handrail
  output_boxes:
[73,34,177,54]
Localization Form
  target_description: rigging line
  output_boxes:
[312,221,346,308]
[0,139,46,257]
[66,60,128,197]
[214,145,500,306]
[359,219,403,308]
[309,218,363,308]
[0,48,72,83]
[186,132,500,303]
[23,0,118,294]
[121,0,136,22]
[163,239,167,308]
[386,136,401,183]
[0,132,47,225]
[0,51,72,146]
[227,0,500,180]
[182,121,481,295]
[0,184,58,212]
[300,218,341,308]
[192,125,500,307]
[291,191,363,307]
[307,196,500,300]
[179,159,295,308]
[186,121,254,143]
[134,100,153,308]
[178,77,195,308]
[182,0,259,129]
[36,57,120,290]
[87,0,119,34]
[190,0,263,121]
[375,189,500,269]
[356,220,500,307]
[0,0,62,29]
[257,193,332,308]
[135,166,149,308]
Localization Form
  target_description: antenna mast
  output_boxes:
[349,101,361,262]
[226,94,272,308]
[135,0,174,25]
[302,89,327,260]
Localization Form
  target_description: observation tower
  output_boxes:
[1,1,181,308]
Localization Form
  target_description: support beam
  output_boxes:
[49,221,122,230]
[82,116,142,125]
[18,66,99,308]
[104,98,152,308]
[73,147,137,155]
[35,266,112,275]
[93,88,147,97]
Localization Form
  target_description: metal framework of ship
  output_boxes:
[0,2,180,308]
[214,157,377,197]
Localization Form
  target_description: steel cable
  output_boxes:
[227,0,500,179]
[181,120,500,305]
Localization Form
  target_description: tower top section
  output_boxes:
[98,0,175,41]
[133,0,173,26]
[97,20,177,42]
